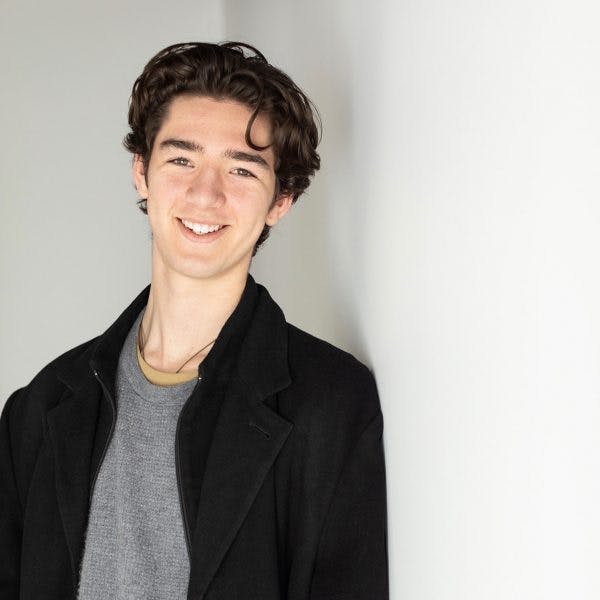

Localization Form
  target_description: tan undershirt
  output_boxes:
[136,343,198,386]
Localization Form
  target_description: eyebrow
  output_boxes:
[223,149,270,170]
[159,138,203,152]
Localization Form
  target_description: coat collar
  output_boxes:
[56,273,291,400]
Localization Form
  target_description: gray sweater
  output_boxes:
[77,309,197,599]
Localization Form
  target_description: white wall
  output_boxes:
[3,1,600,598]
[227,1,600,598]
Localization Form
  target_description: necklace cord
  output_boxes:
[137,320,217,374]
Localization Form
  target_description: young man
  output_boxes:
[0,42,388,599]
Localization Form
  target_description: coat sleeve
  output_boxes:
[309,408,389,600]
[0,389,24,599]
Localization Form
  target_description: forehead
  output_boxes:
[156,95,274,157]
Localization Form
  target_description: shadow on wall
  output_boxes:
[224,0,370,366]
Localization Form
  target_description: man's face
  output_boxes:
[133,95,292,284]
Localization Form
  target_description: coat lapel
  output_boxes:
[187,283,294,599]
[188,375,292,598]
[46,374,104,583]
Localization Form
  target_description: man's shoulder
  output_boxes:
[253,281,377,395]
[7,284,150,416]
[3,335,100,420]
[282,323,381,436]
[286,323,374,385]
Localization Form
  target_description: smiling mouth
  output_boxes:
[179,218,226,236]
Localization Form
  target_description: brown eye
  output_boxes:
[232,168,255,178]
[170,157,191,166]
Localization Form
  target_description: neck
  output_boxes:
[140,266,248,374]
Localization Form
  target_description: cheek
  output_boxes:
[150,174,183,194]
[146,179,185,215]
[229,196,270,225]
[145,187,175,226]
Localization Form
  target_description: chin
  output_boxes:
[171,259,243,283]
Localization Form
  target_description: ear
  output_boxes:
[266,193,293,226]
[132,154,149,198]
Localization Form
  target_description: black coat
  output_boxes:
[0,276,388,599]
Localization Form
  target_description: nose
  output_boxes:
[186,164,225,207]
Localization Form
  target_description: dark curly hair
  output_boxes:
[124,41,321,254]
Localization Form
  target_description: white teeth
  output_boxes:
[181,219,223,235]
